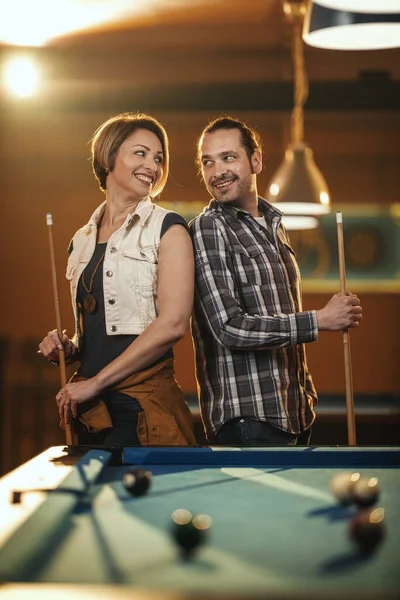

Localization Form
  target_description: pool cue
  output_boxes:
[336,211,357,446]
[46,213,74,446]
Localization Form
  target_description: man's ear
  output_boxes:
[251,150,262,175]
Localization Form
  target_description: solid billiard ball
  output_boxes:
[352,477,380,508]
[122,468,152,497]
[348,507,385,554]
[330,472,361,505]
[171,509,212,558]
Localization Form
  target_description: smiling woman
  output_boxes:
[38,112,196,447]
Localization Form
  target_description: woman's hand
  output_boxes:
[56,378,101,423]
[38,329,75,363]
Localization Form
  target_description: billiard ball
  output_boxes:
[352,477,380,508]
[348,507,385,554]
[122,468,152,497]
[330,471,361,505]
[171,509,212,558]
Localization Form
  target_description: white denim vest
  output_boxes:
[66,198,173,348]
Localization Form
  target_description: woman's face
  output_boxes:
[108,128,165,200]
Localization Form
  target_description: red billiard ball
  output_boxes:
[348,507,385,554]
[330,472,361,505]
[352,477,380,508]
[123,468,152,497]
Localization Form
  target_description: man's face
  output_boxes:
[199,128,261,207]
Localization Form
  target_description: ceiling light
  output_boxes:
[303,1,400,50]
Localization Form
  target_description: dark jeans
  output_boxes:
[213,417,312,447]
[78,391,142,446]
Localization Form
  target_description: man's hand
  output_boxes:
[316,292,362,331]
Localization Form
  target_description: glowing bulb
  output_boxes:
[320,191,330,205]
[3,57,39,97]
[269,184,280,196]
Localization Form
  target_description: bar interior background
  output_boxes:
[0,0,399,472]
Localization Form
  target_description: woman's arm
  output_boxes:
[97,223,194,386]
[57,224,194,420]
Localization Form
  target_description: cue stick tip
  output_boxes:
[46,213,53,225]
[336,211,342,223]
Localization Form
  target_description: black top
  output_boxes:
[77,212,188,379]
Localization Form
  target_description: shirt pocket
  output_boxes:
[123,245,159,290]
[229,243,264,286]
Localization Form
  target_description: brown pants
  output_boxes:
[72,359,196,446]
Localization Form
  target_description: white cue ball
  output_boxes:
[330,471,361,504]
[352,477,380,508]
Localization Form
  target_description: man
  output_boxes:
[190,116,362,446]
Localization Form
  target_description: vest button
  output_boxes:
[110,325,117,332]
[106,270,113,277]
[108,298,115,305]
[110,246,117,253]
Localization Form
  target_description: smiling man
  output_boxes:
[190,116,363,446]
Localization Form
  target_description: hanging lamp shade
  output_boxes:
[303,0,400,50]
[313,1,400,9]
[267,142,330,230]
[265,0,331,231]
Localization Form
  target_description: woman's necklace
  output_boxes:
[81,252,106,313]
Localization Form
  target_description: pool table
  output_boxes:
[0,445,399,599]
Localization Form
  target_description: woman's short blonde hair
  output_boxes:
[91,112,169,196]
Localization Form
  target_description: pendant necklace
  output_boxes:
[81,252,106,313]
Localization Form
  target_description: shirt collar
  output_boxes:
[206,196,282,221]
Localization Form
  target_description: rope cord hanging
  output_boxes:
[291,14,308,144]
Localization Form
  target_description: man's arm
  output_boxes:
[191,215,318,350]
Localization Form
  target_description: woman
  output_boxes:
[38,112,196,446]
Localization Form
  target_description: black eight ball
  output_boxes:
[123,468,152,497]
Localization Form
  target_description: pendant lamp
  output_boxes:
[266,0,330,230]
[303,0,400,50]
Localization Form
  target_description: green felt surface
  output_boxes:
[0,449,113,581]
[30,464,400,595]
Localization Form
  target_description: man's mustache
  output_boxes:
[213,174,237,186]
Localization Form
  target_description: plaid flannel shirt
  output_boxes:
[190,197,318,440]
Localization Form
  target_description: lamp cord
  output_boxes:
[291,16,308,144]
